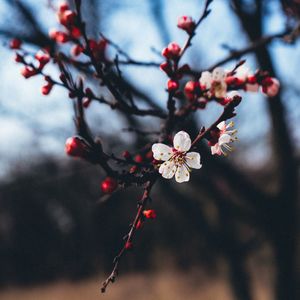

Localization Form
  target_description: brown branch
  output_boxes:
[101,179,156,293]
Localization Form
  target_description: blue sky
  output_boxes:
[0,0,299,179]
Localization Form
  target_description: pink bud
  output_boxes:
[177,16,195,34]
[262,77,280,97]
[162,42,181,59]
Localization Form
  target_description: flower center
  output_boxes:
[170,150,190,171]
[211,81,226,96]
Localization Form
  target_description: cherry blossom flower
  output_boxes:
[152,131,202,183]
[262,77,280,97]
[235,65,250,81]
[210,121,237,156]
[199,67,227,98]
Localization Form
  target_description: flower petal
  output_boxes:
[199,71,212,89]
[218,133,232,145]
[159,160,176,179]
[214,82,227,98]
[217,121,226,131]
[235,65,249,81]
[212,67,226,81]
[152,143,172,161]
[173,131,191,152]
[175,164,190,183]
[211,144,221,156]
[186,152,202,169]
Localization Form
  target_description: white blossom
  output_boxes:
[235,65,250,81]
[199,67,227,98]
[211,121,237,156]
[152,131,202,183]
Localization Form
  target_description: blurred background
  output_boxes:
[0,0,299,299]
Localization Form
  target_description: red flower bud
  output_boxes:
[101,177,118,194]
[162,42,181,59]
[41,83,53,95]
[130,165,138,173]
[177,16,196,34]
[184,81,200,94]
[71,44,84,56]
[35,51,50,69]
[125,241,133,250]
[122,150,131,159]
[247,75,257,84]
[49,29,69,43]
[143,209,157,219]
[134,154,143,163]
[167,79,179,92]
[60,10,77,27]
[83,97,92,108]
[145,151,153,161]
[15,53,23,63]
[70,27,81,38]
[21,67,37,79]
[88,39,98,50]
[136,220,143,229]
[10,38,22,49]
[58,2,69,12]
[160,61,172,75]
[83,89,93,99]
[65,137,89,157]
[68,91,76,98]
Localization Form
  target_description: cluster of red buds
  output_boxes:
[49,2,108,61]
[160,42,190,92]
[15,50,50,81]
[159,16,197,92]
[49,2,81,43]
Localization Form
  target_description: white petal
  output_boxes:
[152,143,172,161]
[175,165,190,183]
[217,121,226,131]
[173,131,191,152]
[186,152,202,169]
[159,160,176,179]
[235,65,249,80]
[218,133,232,145]
[199,71,212,88]
[214,82,227,98]
[211,144,221,155]
[212,67,226,81]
